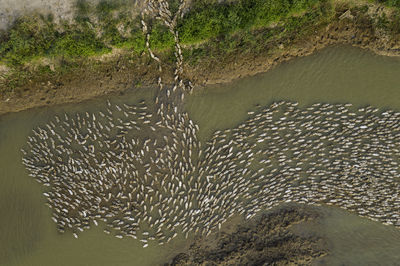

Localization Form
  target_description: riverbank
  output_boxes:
[183,0,400,86]
[0,0,400,116]
[165,204,327,265]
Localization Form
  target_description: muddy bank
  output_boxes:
[0,52,177,115]
[185,4,400,87]
[165,204,327,266]
[1,1,400,116]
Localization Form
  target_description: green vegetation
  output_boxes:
[177,0,323,44]
[180,0,332,65]
[75,0,91,22]
[0,15,109,66]
[0,15,57,65]
[1,0,400,93]
[390,10,400,33]
[95,0,121,18]
[149,22,175,50]
[368,1,400,33]
[374,0,400,8]
[52,26,110,57]
[0,0,328,68]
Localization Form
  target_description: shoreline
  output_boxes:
[165,204,327,265]
[1,1,400,116]
[185,14,400,87]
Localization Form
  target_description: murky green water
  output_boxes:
[1,45,400,265]
[0,88,193,266]
[312,206,400,265]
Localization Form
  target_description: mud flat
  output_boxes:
[165,204,327,266]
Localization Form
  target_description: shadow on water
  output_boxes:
[1,45,400,265]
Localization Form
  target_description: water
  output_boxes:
[1,45,400,265]
[185,45,400,265]
[312,206,400,265]
[186,45,400,141]
[0,88,191,266]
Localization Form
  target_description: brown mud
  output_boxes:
[165,204,327,266]
[0,53,176,116]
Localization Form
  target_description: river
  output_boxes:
[1,45,400,265]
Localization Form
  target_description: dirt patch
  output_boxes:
[165,205,327,266]
[0,53,175,115]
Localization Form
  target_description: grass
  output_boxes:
[0,0,327,68]
[181,0,333,65]
[367,0,400,33]
[374,0,400,8]
[1,0,400,93]
[0,15,109,66]
[149,22,176,50]
[75,0,91,23]
[52,25,110,57]
[0,15,57,65]
[176,0,323,45]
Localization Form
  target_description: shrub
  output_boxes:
[117,28,146,54]
[149,22,175,50]
[51,26,110,57]
[376,0,400,8]
[75,0,91,23]
[96,0,121,21]
[389,10,400,33]
[177,0,322,44]
[0,0,329,67]
[0,16,57,65]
